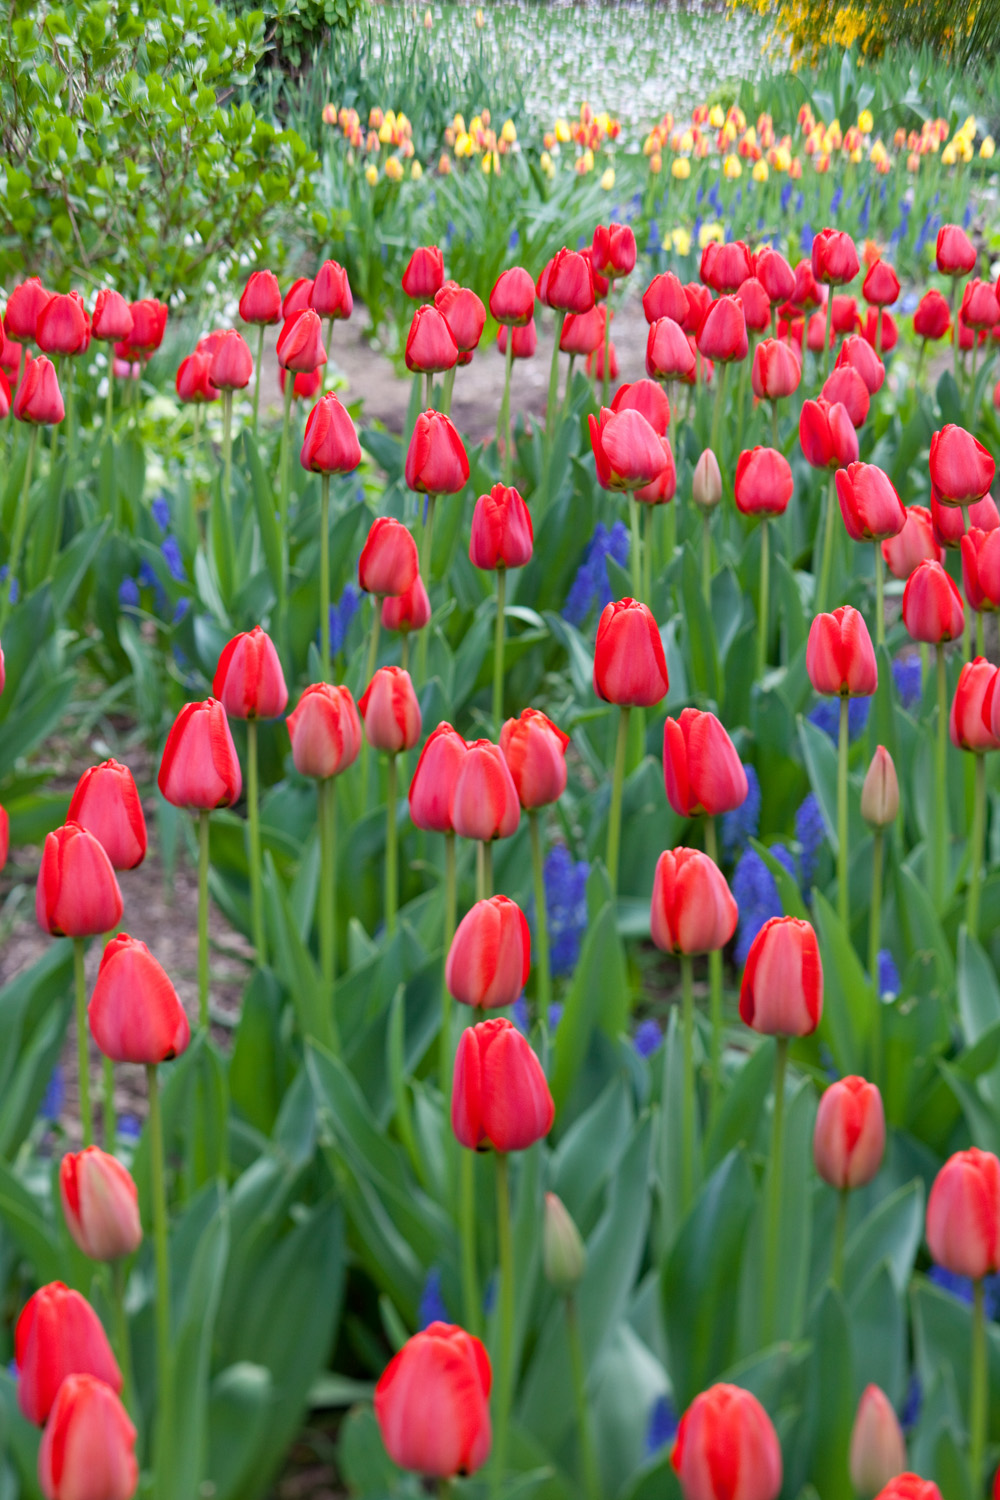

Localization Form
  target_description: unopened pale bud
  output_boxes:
[849,1384,906,1497]
[860,744,899,828]
[692,449,722,511]
[543,1192,586,1292]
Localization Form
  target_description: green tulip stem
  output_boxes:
[492,1152,515,1500]
[112,1261,135,1419]
[105,361,115,435]
[65,358,75,459]
[606,706,631,898]
[629,496,642,600]
[601,287,614,408]
[318,778,338,1013]
[493,568,507,730]
[952,276,961,386]
[977,610,986,658]
[325,317,335,394]
[566,1296,602,1500]
[704,818,724,1115]
[757,519,770,681]
[771,398,779,450]
[419,495,438,683]
[103,1055,117,1155]
[198,810,210,1031]
[934,645,948,909]
[386,755,398,935]
[561,355,576,419]
[823,289,834,378]
[73,938,93,1147]
[868,829,884,1086]
[831,1187,849,1290]
[476,840,494,902]
[278,373,294,528]
[439,832,457,1098]
[221,388,234,533]
[641,505,653,610]
[546,310,566,441]
[816,472,837,616]
[246,720,267,965]
[680,952,696,1212]
[837,695,850,930]
[968,751,987,941]
[761,1035,789,1344]
[252,325,265,436]
[146,1063,173,1467]
[709,363,728,487]
[971,1277,988,1490]
[498,331,515,484]
[366,598,381,690]
[529,811,552,1018]
[1,423,38,629]
[873,541,885,649]
[320,473,331,679]
[701,510,712,606]
[460,1148,481,1336]
[441,365,456,418]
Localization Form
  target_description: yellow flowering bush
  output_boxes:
[729,0,997,65]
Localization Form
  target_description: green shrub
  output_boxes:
[233,0,370,72]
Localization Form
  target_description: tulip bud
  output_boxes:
[489,266,536,326]
[176,351,217,404]
[59,1147,142,1261]
[814,1075,885,1189]
[929,423,996,506]
[860,746,899,829]
[405,304,459,373]
[736,276,771,332]
[913,289,951,341]
[401,245,445,301]
[837,334,885,394]
[799,397,858,470]
[836,462,906,542]
[374,1323,492,1477]
[862,258,901,307]
[382,575,431,634]
[538,249,595,315]
[672,1383,783,1500]
[936,223,977,276]
[593,598,669,707]
[208,329,253,391]
[469,484,533,571]
[89,933,191,1064]
[158,699,242,810]
[15,1282,122,1425]
[358,518,419,599]
[873,1475,942,1500]
[36,293,90,357]
[91,290,133,343]
[734,446,793,517]
[821,364,870,427]
[881,505,941,580]
[359,666,422,754]
[754,246,796,305]
[239,269,283,326]
[5,277,52,341]
[213,626,288,720]
[651,848,738,955]
[563,306,607,359]
[35,823,123,938]
[451,739,520,842]
[500,708,569,809]
[409,723,468,832]
[849,1385,906,1498]
[282,277,313,319]
[311,259,353,321]
[697,294,749,363]
[67,759,146,871]
[446,895,530,1009]
[701,239,752,294]
[739,914,823,1037]
[812,227,860,285]
[830,293,860,336]
[751,338,801,400]
[646,316,697,382]
[38,1372,138,1500]
[300,392,362,474]
[902,559,964,644]
[128,298,167,353]
[592,222,637,279]
[663,708,747,818]
[286,683,362,780]
[543,1192,586,1292]
[405,410,470,494]
[692,449,723,511]
[806,606,877,697]
[434,281,487,352]
[452,1017,555,1152]
[926,1146,1000,1278]
[14,355,65,425]
[276,309,327,373]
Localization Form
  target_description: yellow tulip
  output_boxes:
[555,119,571,144]
[411,160,423,180]
[671,156,691,180]
[698,221,724,249]
[671,228,692,256]
[365,164,378,186]
[857,109,874,134]
[752,159,768,183]
[981,136,995,159]
[723,154,742,179]
[709,104,725,129]
[501,119,516,145]
[650,152,662,175]
[385,157,403,181]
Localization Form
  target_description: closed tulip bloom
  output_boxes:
[752,339,800,400]
[651,847,738,955]
[14,356,65,424]
[5,277,52,341]
[736,276,771,332]
[409,723,468,832]
[470,484,533,570]
[543,1193,586,1292]
[862,306,897,352]
[38,1373,138,1500]
[175,351,217,404]
[0,371,10,419]
[671,1383,782,1500]
[500,708,569,808]
[926,1146,1000,1278]
[158,699,242,809]
[929,424,996,506]
[589,407,668,492]
[837,334,885,394]
[932,487,1000,549]
[902,559,965,643]
[863,259,900,306]
[434,281,487,352]
[67,760,146,871]
[239,270,282,326]
[537,249,595,314]
[611,378,670,435]
[593,598,669,707]
[91,290,133,343]
[812,227,860,285]
[213,626,287,720]
[383,575,431,634]
[311,259,353,320]
[89,933,190,1064]
[701,239,753,293]
[739,915,823,1037]
[592,222,637,278]
[496,318,537,360]
[814,1075,885,1189]
[276,309,327,373]
[936,223,977,276]
[663,708,748,817]
[37,293,90,356]
[128,298,167,352]
[405,410,470,494]
[452,739,520,841]
[635,437,676,504]
[882,505,941,579]
[446,895,530,1009]
[791,257,823,310]
[807,606,878,696]
[962,278,999,331]
[35,823,123,938]
[754,246,796,306]
[951,657,1000,751]
[874,1479,942,1500]
[807,308,832,353]
[913,289,952,341]
[821,364,870,427]
[405,304,458,373]
[358,517,419,598]
[861,745,900,827]
[962,527,1000,610]
[301,392,361,473]
[693,449,723,511]
[489,266,535,326]
[850,1386,907,1498]
[208,329,253,390]
[59,1147,142,1262]
[561,305,605,357]
[452,1017,554,1152]
[287,683,362,779]
[359,666,422,753]
[281,363,323,399]
[15,1282,122,1425]
[642,270,689,325]
[402,245,445,301]
[836,462,906,542]
[282,277,313,319]
[375,1322,491,1478]
[696,295,748,362]
[646,316,697,381]
[734,446,793,517]
[830,294,860,335]
[683,281,714,334]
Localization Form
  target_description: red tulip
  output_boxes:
[358,517,419,598]
[700,239,752,293]
[489,266,536,326]
[806,308,831,353]
[67,760,146,871]
[36,293,90,356]
[734,446,793,517]
[213,626,287,720]
[830,293,860,335]
[469,484,533,570]
[593,598,669,707]
[0,370,10,419]
[90,290,133,343]
[38,1372,138,1500]
[158,699,242,809]
[672,1382,783,1500]
[754,246,796,306]
[35,823,122,938]
[409,723,468,832]
[646,316,696,382]
[913,289,951,341]
[14,356,65,424]
[589,407,667,492]
[446,895,530,1009]
[176,351,217,404]
[962,277,999,331]
[562,305,605,357]
[799,398,858,470]
[739,915,823,1037]
[821,364,870,427]
[359,666,422,753]
[452,1017,554,1152]
[962,527,1000,611]
[642,271,688,325]
[634,437,676,504]
[873,1479,942,1500]
[932,487,1000,549]
[696,295,748,363]
[611,379,670,435]
[807,606,877,697]
[402,246,445,301]
[682,281,714,334]
[537,249,595,314]
[405,304,458,373]
[663,708,748,818]
[311,259,353,320]
[500,708,569,809]
[383,575,431,634]
[813,1076,885,1189]
[208,329,253,390]
[901,559,965,643]
[790,257,823,310]
[863,306,897,352]
[812,228,860,285]
[5,278,52,341]
[849,1386,907,1498]
[59,1147,142,1261]
[0,804,8,872]
[276,309,327,373]
[280,365,324,404]
[926,1146,1000,1278]
[651,847,737,955]
[496,318,537,360]
[405,410,470,494]
[751,338,800,400]
[300,393,361,473]
[837,334,885,394]
[282,277,313,319]
[374,1322,491,1478]
[836,462,906,542]
[736,276,771,332]
[89,933,190,1064]
[434,281,487,352]
[15,1282,121,1425]
[862,259,900,306]
[929,424,996,506]
[936,223,977,276]
[128,299,167,352]
[239,270,282,326]
[452,739,520,841]
[287,683,362,779]
[592,223,636,278]
[881,505,942,579]
[952,657,1000,751]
